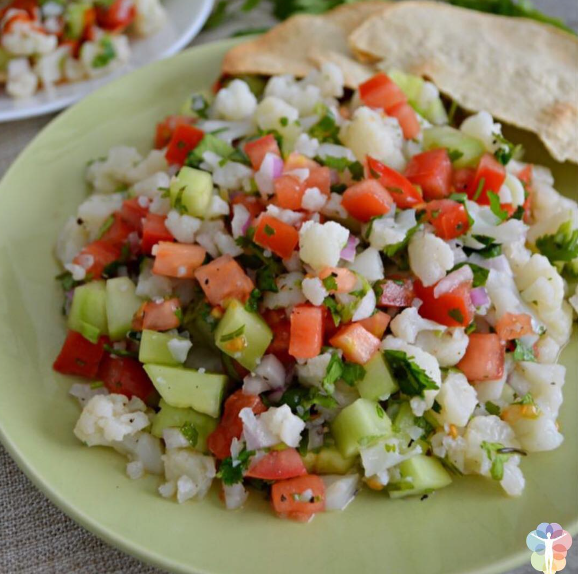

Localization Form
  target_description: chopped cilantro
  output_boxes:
[448,308,464,323]
[464,235,502,259]
[512,340,536,362]
[323,296,341,326]
[96,215,115,240]
[279,116,289,127]
[189,93,211,119]
[448,192,474,227]
[55,270,84,292]
[448,149,464,162]
[384,350,439,397]
[218,448,255,485]
[480,441,527,481]
[320,156,364,181]
[341,362,366,386]
[92,36,116,68]
[264,224,276,237]
[383,222,421,258]
[485,402,501,416]
[220,325,245,343]
[322,274,338,291]
[451,262,489,287]
[244,288,262,313]
[536,220,578,263]
[279,386,337,421]
[186,133,235,168]
[308,108,340,144]
[513,392,535,406]
[487,191,509,222]
[322,353,342,393]
[493,133,522,165]
[376,404,385,419]
[472,177,485,201]
[180,422,199,448]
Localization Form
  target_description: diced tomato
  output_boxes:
[342,179,393,222]
[141,213,173,255]
[305,167,331,197]
[95,0,136,32]
[495,312,534,341]
[165,124,204,166]
[100,212,136,247]
[73,240,121,280]
[271,475,325,522]
[132,298,181,332]
[1,0,38,19]
[330,323,380,365]
[424,199,470,240]
[254,214,300,259]
[263,309,293,365]
[457,333,505,382]
[284,153,319,171]
[194,255,255,306]
[405,149,452,200]
[274,175,304,210]
[387,101,420,140]
[121,198,149,232]
[289,306,324,360]
[359,73,406,111]
[452,167,475,194]
[414,279,474,328]
[377,278,415,308]
[154,115,195,149]
[53,331,107,379]
[244,134,281,170]
[207,391,267,459]
[366,156,422,209]
[246,448,307,480]
[318,267,357,294]
[231,193,265,220]
[468,153,506,205]
[152,242,206,279]
[357,311,391,340]
[98,354,156,403]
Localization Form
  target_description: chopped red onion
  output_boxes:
[470,286,490,307]
[340,235,359,262]
[434,265,474,298]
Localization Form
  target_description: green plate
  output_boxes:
[0,38,576,574]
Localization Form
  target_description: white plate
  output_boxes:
[0,0,214,122]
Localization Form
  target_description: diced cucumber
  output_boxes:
[139,330,190,366]
[388,454,452,499]
[331,398,393,458]
[423,126,485,168]
[144,364,227,418]
[183,299,219,350]
[214,300,273,371]
[169,166,213,218]
[151,399,217,453]
[393,401,415,432]
[68,281,108,343]
[422,98,448,126]
[356,352,398,401]
[105,278,142,341]
[302,445,357,475]
[389,69,424,102]
[65,3,92,39]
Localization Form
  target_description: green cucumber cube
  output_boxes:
[105,278,142,341]
[65,3,91,39]
[151,399,217,453]
[302,445,357,475]
[356,352,398,401]
[423,126,485,168]
[388,454,452,499]
[68,281,108,343]
[389,69,424,102]
[393,401,415,433]
[331,398,393,458]
[214,300,273,372]
[139,330,190,366]
[144,364,227,418]
[170,166,213,218]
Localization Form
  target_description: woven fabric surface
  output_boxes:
[0,1,577,573]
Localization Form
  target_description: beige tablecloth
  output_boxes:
[1,1,577,572]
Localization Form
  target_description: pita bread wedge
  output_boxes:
[222,2,388,88]
[349,1,578,164]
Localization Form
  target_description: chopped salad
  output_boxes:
[0,0,166,98]
[54,64,578,521]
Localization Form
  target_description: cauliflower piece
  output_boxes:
[515,254,564,314]
[214,231,243,257]
[164,210,202,243]
[258,405,306,448]
[2,19,57,56]
[415,328,469,367]
[408,230,454,287]
[160,448,216,503]
[507,415,563,453]
[360,437,422,482]
[347,247,384,282]
[302,187,327,212]
[131,172,171,199]
[367,209,416,250]
[34,45,69,88]
[125,150,168,185]
[339,107,406,171]
[266,204,304,226]
[500,459,525,497]
[214,79,258,121]
[296,352,333,388]
[77,193,124,240]
[459,111,502,153]
[534,334,561,364]
[302,277,328,306]
[167,338,193,364]
[299,221,349,271]
[86,146,142,194]
[6,57,38,98]
[498,173,525,208]
[223,482,249,510]
[390,307,446,344]
[263,272,306,309]
[539,302,573,346]
[74,394,150,447]
[316,62,345,98]
[435,371,478,427]
[113,432,164,475]
[133,0,167,36]
[81,35,130,78]
[321,192,348,220]
[136,259,173,299]
[56,216,89,265]
[211,159,253,191]
[265,74,322,116]
[294,133,320,158]
[255,96,299,133]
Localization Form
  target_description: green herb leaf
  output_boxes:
[231,27,271,37]
[451,262,489,288]
[464,235,502,259]
[308,107,340,144]
[91,36,116,68]
[513,392,535,406]
[189,93,211,119]
[96,215,115,240]
[323,296,341,326]
[218,448,255,485]
[341,362,366,386]
[448,149,464,162]
[180,422,199,447]
[383,222,421,258]
[264,224,276,237]
[320,156,364,180]
[536,220,578,263]
[186,133,235,168]
[384,350,439,397]
[322,353,342,394]
[487,191,509,222]
[448,308,465,323]
[245,288,262,313]
[485,401,501,416]
[512,340,536,362]
[480,441,527,481]
[279,386,337,421]
[322,274,338,291]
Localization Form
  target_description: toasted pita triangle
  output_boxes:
[349,1,578,163]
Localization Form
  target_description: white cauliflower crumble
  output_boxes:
[215,79,258,121]
[299,221,349,270]
[408,230,454,287]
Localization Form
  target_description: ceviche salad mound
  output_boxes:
[53,62,578,521]
[0,0,166,99]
